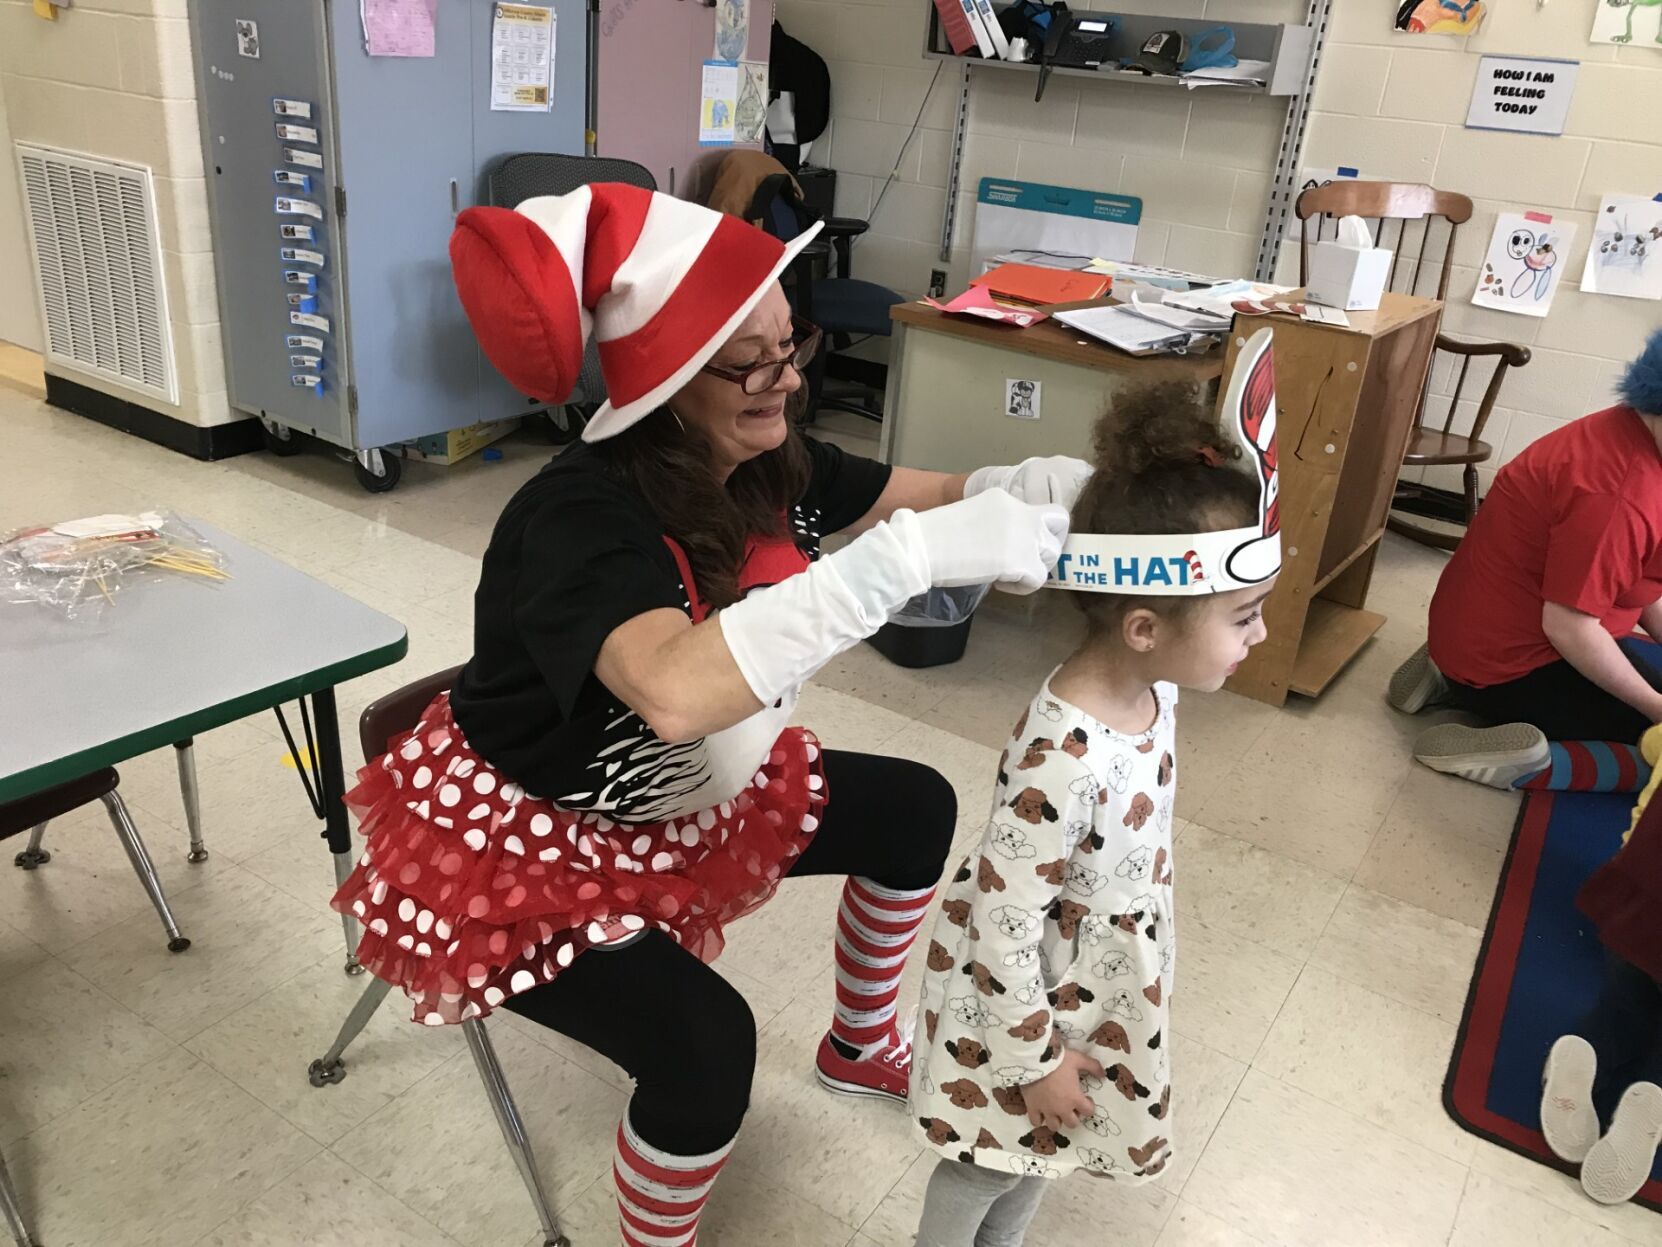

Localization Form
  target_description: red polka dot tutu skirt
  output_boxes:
[330,693,826,1025]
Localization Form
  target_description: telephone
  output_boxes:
[1034,7,1123,102]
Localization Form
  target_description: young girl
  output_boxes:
[908,339,1280,1246]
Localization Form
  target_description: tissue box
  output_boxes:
[1305,239,1393,311]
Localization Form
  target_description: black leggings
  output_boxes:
[1579,950,1662,1125]
[504,749,956,1153]
[1448,638,1662,744]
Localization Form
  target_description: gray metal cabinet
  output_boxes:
[189,0,586,488]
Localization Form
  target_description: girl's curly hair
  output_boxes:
[1069,379,1262,636]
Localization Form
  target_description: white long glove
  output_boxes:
[965,455,1093,510]
[720,489,1067,710]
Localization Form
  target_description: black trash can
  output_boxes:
[866,584,987,669]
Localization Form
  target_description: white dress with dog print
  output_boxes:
[909,676,1177,1184]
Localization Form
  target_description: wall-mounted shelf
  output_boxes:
[923,0,1332,285]
[923,9,1314,98]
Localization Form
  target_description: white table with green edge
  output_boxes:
[0,519,408,972]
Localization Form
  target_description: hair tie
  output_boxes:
[1196,445,1222,468]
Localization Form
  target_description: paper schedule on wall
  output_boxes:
[1472,212,1576,317]
[490,3,554,112]
[1581,195,1662,301]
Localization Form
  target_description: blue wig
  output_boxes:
[1620,328,1662,417]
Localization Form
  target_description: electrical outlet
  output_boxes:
[928,269,947,298]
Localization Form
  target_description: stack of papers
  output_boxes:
[1053,304,1213,356]
[1084,259,1233,291]
[1125,291,1231,333]
[1181,59,1272,89]
[1163,281,1296,319]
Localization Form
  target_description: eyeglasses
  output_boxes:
[700,318,823,396]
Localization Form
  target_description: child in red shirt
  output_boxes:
[1391,329,1662,788]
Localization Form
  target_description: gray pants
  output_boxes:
[914,1158,1050,1247]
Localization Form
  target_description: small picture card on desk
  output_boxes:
[1004,379,1041,421]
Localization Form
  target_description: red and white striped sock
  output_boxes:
[613,1109,734,1247]
[831,877,935,1051]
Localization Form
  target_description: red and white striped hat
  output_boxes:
[449,183,822,442]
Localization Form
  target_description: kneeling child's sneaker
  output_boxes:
[1413,722,1548,790]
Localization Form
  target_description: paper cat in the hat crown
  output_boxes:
[1050,327,1281,596]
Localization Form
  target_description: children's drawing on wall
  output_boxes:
[1582,195,1662,301]
[713,0,749,61]
[1589,0,1662,47]
[1473,213,1577,317]
[1395,0,1486,36]
[734,61,768,144]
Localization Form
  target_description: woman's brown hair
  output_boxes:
[1070,380,1262,636]
[596,404,812,608]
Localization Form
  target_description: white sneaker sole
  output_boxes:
[1540,1035,1600,1163]
[1388,643,1449,715]
[1582,1082,1662,1205]
[814,1067,907,1105]
[1414,722,1549,789]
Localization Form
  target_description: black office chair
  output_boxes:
[485,153,657,444]
[749,172,903,425]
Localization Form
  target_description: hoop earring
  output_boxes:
[666,406,688,435]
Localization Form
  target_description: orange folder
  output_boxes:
[968,263,1112,307]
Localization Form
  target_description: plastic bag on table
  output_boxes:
[0,511,227,617]
[888,583,991,629]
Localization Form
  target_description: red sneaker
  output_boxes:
[814,1026,912,1105]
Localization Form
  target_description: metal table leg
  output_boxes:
[174,738,208,862]
[311,685,364,975]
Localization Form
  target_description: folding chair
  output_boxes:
[3,768,190,952]
[2,768,192,1247]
